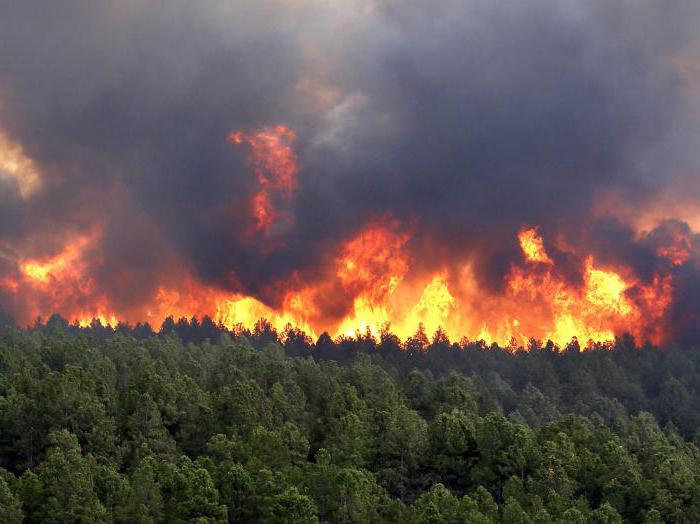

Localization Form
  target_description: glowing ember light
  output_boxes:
[251,190,274,232]
[518,226,553,264]
[0,277,19,293]
[228,125,298,233]
[656,229,692,266]
[658,245,691,266]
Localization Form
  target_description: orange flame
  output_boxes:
[228,125,298,233]
[15,230,119,326]
[5,219,677,347]
[333,222,410,337]
[518,226,553,264]
[657,229,692,266]
[20,236,91,284]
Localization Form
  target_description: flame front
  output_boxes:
[4,220,678,347]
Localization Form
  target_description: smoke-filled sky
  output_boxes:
[1,1,700,345]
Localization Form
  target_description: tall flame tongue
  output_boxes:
[228,125,298,234]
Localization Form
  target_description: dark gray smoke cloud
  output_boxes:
[1,0,699,341]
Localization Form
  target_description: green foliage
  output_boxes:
[307,448,391,522]
[1,323,700,522]
[122,454,164,523]
[25,429,108,522]
[0,470,23,523]
[160,456,227,522]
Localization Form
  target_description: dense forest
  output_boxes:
[1,316,700,522]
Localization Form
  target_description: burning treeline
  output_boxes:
[0,125,695,348]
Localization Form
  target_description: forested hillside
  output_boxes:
[1,317,700,522]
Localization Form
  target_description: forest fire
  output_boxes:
[6,5,700,521]
[1,0,699,351]
[2,216,681,348]
[0,119,693,348]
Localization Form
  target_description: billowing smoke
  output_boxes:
[1,1,699,345]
